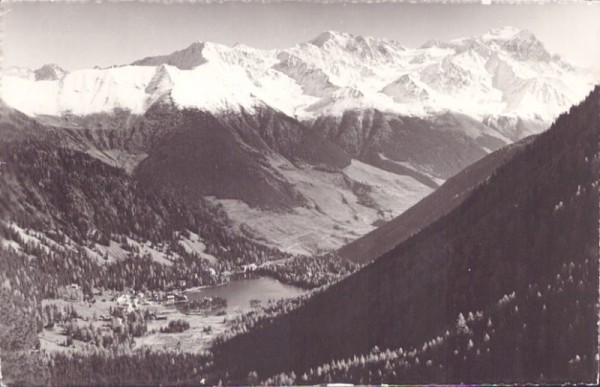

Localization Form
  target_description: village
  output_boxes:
[33,260,324,359]
[39,283,231,355]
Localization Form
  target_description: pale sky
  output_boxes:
[3,1,600,71]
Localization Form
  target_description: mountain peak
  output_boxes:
[34,63,67,81]
[483,27,551,61]
[420,28,532,49]
[309,30,355,47]
[132,41,210,69]
[481,26,541,46]
[431,27,552,62]
[419,39,446,49]
[482,26,523,40]
[307,30,405,63]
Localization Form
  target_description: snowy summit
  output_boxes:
[1,27,596,125]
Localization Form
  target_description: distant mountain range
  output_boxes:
[1,27,596,255]
[4,27,594,126]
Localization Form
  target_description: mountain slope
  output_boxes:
[337,135,535,263]
[0,99,434,256]
[133,108,311,209]
[312,109,510,180]
[129,104,435,253]
[213,87,600,383]
[0,104,303,283]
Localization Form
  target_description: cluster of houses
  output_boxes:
[59,283,84,302]
[240,263,258,273]
[114,293,146,312]
[111,289,189,313]
[95,289,191,328]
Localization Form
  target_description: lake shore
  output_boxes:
[39,276,306,355]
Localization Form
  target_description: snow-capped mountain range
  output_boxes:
[1,27,597,255]
[3,27,595,132]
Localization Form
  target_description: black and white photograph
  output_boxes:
[0,0,599,385]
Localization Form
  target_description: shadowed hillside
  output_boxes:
[134,106,351,210]
[312,110,510,181]
[338,135,535,264]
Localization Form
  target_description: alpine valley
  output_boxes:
[0,26,599,385]
[1,27,596,255]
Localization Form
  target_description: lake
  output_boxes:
[185,276,306,314]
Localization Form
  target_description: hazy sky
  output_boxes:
[3,2,600,71]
